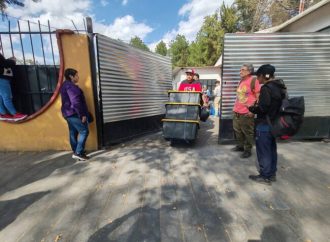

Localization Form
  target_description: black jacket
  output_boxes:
[249,79,286,123]
[0,54,16,81]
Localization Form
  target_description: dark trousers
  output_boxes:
[233,113,255,151]
[256,124,277,178]
[66,115,89,155]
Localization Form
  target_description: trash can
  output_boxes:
[162,91,201,143]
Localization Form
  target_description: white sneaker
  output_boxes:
[72,153,87,161]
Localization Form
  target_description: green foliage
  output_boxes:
[168,3,237,68]
[234,0,323,32]
[195,14,224,66]
[187,41,203,66]
[129,36,150,52]
[235,0,261,32]
[219,4,239,33]
[168,34,190,67]
[155,40,167,56]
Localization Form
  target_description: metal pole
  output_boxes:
[86,16,104,149]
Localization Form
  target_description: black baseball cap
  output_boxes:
[253,64,275,76]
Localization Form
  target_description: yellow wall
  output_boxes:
[0,34,98,151]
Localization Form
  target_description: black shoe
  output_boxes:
[240,150,251,158]
[269,175,276,182]
[231,146,244,152]
[249,174,271,185]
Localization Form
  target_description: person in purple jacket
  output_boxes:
[60,68,90,161]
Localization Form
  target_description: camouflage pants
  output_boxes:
[233,113,255,152]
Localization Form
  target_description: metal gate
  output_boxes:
[95,34,172,145]
[220,33,330,142]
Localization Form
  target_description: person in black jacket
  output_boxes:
[0,54,27,121]
[248,64,286,185]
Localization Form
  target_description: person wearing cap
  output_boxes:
[248,64,286,185]
[178,69,202,92]
[232,63,261,158]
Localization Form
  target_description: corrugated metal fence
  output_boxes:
[221,33,330,119]
[96,34,172,123]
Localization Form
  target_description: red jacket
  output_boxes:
[178,80,202,92]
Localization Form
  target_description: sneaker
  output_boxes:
[9,113,28,121]
[249,174,271,185]
[72,153,89,161]
[0,114,13,121]
[231,146,244,152]
[240,150,252,158]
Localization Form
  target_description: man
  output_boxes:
[178,69,202,92]
[248,64,286,185]
[232,63,261,158]
[193,72,200,82]
[0,54,27,121]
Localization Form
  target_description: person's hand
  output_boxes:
[248,105,257,114]
[247,112,254,117]
[82,116,87,123]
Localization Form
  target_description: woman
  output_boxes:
[60,68,90,161]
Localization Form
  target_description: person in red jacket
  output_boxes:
[178,69,202,92]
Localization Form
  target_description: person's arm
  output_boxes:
[248,86,272,114]
[254,79,261,102]
[67,86,87,121]
[1,56,16,68]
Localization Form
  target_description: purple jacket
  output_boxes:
[60,80,89,118]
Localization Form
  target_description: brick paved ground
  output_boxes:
[0,117,329,242]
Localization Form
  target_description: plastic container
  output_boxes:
[162,120,198,141]
[165,104,200,120]
[168,91,201,104]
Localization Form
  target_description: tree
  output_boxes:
[219,4,239,33]
[187,41,203,66]
[155,40,167,56]
[234,0,324,32]
[195,14,223,66]
[129,36,150,51]
[168,34,189,67]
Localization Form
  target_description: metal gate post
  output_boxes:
[86,17,104,149]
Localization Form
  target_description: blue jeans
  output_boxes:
[66,115,89,155]
[255,123,277,178]
[0,78,17,115]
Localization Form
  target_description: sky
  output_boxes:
[3,0,233,51]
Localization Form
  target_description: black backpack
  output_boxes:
[267,91,305,139]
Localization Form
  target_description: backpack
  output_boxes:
[200,107,210,122]
[251,77,257,93]
[267,90,305,139]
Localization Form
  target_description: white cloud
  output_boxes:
[100,0,109,7]
[162,0,233,44]
[148,41,160,52]
[94,15,153,42]
[122,0,128,6]
[4,0,152,42]
[7,0,90,19]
